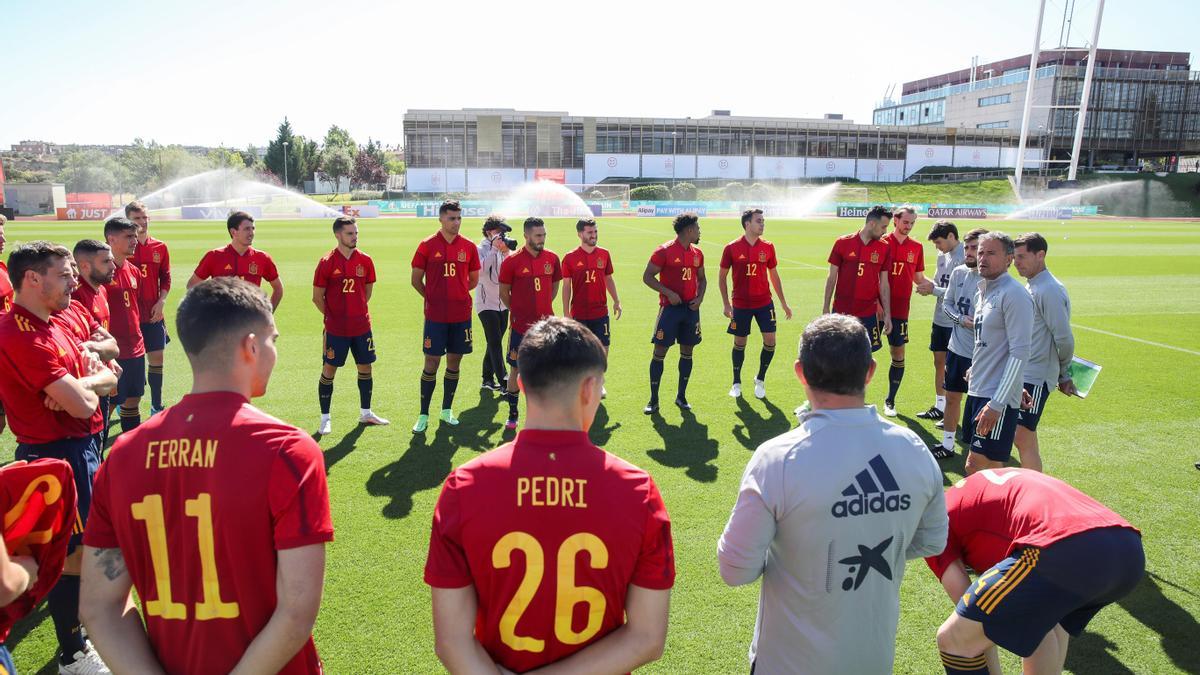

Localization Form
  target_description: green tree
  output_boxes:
[57,150,131,192]
[265,118,302,188]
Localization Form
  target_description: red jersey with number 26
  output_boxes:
[499,248,561,334]
[411,233,482,323]
[720,236,777,309]
[314,249,376,336]
[561,246,614,321]
[881,232,925,320]
[425,429,675,674]
[649,240,703,307]
[828,233,890,317]
[925,468,1137,579]
[83,392,334,675]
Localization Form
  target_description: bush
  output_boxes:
[724,182,746,200]
[631,184,671,201]
[670,182,698,200]
[746,183,774,201]
[351,190,383,200]
[587,189,606,200]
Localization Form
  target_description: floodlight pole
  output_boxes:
[672,131,678,187]
[1014,0,1047,195]
[1067,0,1105,181]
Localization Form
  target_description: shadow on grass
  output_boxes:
[1067,571,1200,674]
[320,423,366,473]
[365,392,503,520]
[646,408,719,483]
[893,412,971,484]
[731,396,790,451]
[588,404,621,447]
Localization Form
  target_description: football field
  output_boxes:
[4,215,1199,674]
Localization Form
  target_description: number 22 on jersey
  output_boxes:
[492,531,609,653]
[131,493,240,620]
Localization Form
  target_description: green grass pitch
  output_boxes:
[4,216,1198,674]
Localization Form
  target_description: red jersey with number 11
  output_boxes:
[84,392,334,675]
[425,429,675,674]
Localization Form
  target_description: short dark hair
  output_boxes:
[979,231,1015,256]
[73,239,111,259]
[523,217,545,233]
[439,200,461,216]
[333,216,356,233]
[103,217,136,239]
[672,212,699,234]
[576,217,596,232]
[7,241,71,291]
[927,220,959,241]
[799,314,872,396]
[740,208,763,227]
[517,317,607,398]
[176,277,274,358]
[483,214,507,231]
[227,211,254,234]
[124,200,148,217]
[866,205,893,224]
[963,227,989,243]
[1014,232,1048,254]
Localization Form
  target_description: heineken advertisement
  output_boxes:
[370,200,1099,218]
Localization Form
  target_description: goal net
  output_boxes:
[564,183,631,203]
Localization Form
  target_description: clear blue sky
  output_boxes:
[2,0,1196,148]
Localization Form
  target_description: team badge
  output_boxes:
[424,337,432,349]
[326,347,335,359]
[248,262,259,275]
[693,255,700,266]
[509,349,518,361]
[152,251,161,263]
[907,253,914,263]
[869,253,879,264]
[656,329,665,340]
[356,265,365,277]
[543,263,552,274]
[457,250,467,262]
[758,252,767,262]
[729,321,737,331]
[596,258,605,269]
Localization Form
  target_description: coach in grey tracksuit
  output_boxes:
[1013,232,1076,472]
[718,314,947,674]
[963,231,1033,474]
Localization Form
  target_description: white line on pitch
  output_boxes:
[1072,323,1200,357]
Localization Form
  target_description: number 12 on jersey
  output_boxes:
[131,493,240,620]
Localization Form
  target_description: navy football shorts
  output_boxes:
[728,303,777,338]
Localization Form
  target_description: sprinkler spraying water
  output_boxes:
[112,168,344,220]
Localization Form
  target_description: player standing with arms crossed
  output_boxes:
[188,211,284,310]
[1012,233,1076,473]
[720,208,793,400]
[561,217,621,397]
[823,206,892,352]
[81,277,333,674]
[314,216,387,435]
[410,200,481,433]
[879,205,933,417]
[917,220,964,422]
[425,317,674,674]
[499,217,561,430]
[126,201,171,415]
[103,217,147,434]
[643,213,706,414]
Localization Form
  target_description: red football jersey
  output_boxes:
[314,249,376,336]
[649,240,704,307]
[0,458,77,643]
[72,282,110,331]
[881,233,925,320]
[720,236,777,309]
[83,392,334,675]
[828,233,890,317]
[0,261,13,314]
[130,237,171,319]
[51,300,101,346]
[499,248,562,334]
[425,429,675,673]
[105,260,145,359]
[926,468,1138,579]
[561,246,614,321]
[194,244,280,288]
[0,305,99,444]
[411,233,482,323]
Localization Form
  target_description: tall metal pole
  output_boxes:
[1068,0,1105,181]
[1014,0,1048,193]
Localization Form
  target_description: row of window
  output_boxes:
[872,100,946,127]
[978,93,1012,107]
[977,122,1009,129]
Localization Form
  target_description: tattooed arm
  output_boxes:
[80,546,167,675]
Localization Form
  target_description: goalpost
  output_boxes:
[787,185,870,204]
[564,183,631,204]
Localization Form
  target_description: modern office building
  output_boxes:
[872,49,1200,169]
[402,108,1043,192]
